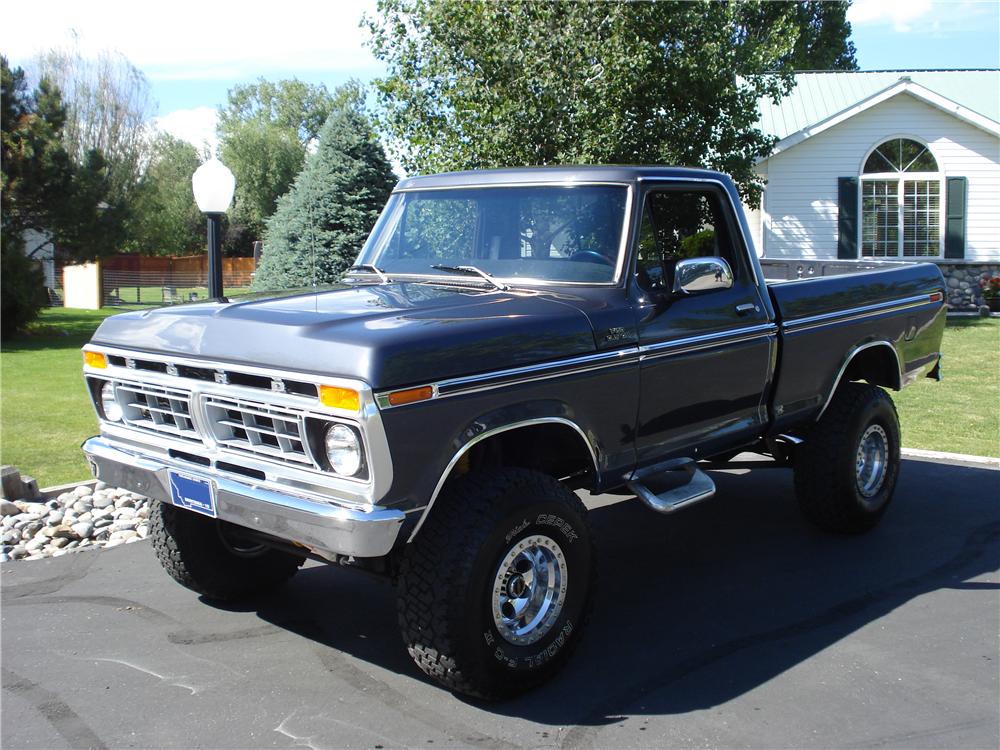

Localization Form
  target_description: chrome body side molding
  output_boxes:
[782,294,934,333]
[376,324,778,409]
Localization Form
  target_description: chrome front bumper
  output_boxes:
[83,436,405,559]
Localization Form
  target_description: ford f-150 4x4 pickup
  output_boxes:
[81,166,946,699]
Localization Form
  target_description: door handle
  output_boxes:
[736,303,759,316]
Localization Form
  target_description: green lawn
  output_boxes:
[107,285,250,305]
[1,309,997,488]
[1,308,139,486]
[894,317,999,457]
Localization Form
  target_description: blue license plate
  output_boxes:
[168,471,216,517]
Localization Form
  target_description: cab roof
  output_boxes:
[394,165,736,191]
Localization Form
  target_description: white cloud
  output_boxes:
[0,0,380,78]
[154,107,219,155]
[848,0,935,32]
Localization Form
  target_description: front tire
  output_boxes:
[397,469,596,700]
[149,501,304,601]
[794,382,901,533]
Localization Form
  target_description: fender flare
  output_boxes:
[817,340,902,421]
[406,408,599,543]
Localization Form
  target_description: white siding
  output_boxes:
[755,92,1000,261]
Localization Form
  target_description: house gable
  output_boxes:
[755,91,999,263]
[769,80,1000,158]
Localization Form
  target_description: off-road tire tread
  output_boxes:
[397,468,596,699]
[794,382,899,533]
[149,501,303,601]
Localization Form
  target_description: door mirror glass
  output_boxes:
[672,257,734,295]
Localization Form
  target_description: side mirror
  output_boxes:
[672,257,734,296]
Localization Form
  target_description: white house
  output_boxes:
[747,69,999,307]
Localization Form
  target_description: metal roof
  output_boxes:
[756,70,1000,141]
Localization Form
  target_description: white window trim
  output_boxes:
[858,137,945,259]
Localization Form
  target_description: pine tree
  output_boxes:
[252,107,396,291]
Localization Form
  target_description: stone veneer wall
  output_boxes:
[937,262,1000,309]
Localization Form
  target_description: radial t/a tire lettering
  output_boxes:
[397,468,596,699]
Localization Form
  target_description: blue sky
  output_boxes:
[1,0,997,152]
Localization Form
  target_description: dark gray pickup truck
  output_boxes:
[81,166,945,698]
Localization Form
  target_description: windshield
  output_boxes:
[355,185,630,284]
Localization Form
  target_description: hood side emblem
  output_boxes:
[271,378,286,393]
[214,370,229,385]
[165,363,179,377]
[125,358,136,369]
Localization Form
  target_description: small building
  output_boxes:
[747,69,999,307]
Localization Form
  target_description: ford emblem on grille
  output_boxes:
[166,364,179,377]
[271,378,286,393]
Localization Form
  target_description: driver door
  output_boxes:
[631,183,774,467]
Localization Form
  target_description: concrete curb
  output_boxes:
[901,448,1000,470]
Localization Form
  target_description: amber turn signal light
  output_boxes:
[319,385,360,411]
[84,351,107,369]
[387,386,434,407]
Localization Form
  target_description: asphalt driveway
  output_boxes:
[2,456,998,749]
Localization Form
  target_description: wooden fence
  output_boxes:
[99,255,257,306]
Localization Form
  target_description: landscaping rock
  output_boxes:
[1,484,152,563]
[0,499,20,516]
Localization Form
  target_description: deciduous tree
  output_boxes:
[218,78,362,244]
[35,44,155,215]
[1,57,121,337]
[125,134,204,256]
[366,0,856,202]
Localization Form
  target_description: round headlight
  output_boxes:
[100,382,123,422]
[324,423,362,476]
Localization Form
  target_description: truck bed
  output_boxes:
[764,261,947,433]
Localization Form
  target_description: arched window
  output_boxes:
[861,138,942,257]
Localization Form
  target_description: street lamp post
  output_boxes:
[191,158,236,299]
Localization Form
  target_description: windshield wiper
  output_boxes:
[347,264,390,284]
[430,264,508,291]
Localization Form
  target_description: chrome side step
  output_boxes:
[627,463,716,514]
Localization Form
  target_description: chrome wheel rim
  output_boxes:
[856,424,889,499]
[491,534,568,646]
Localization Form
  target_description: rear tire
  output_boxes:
[794,382,901,533]
[397,468,596,700]
[149,501,304,601]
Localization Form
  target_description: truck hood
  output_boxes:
[91,283,597,390]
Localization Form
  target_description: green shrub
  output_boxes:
[1,238,46,340]
[252,107,395,291]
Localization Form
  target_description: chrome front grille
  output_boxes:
[117,382,199,442]
[204,395,314,468]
